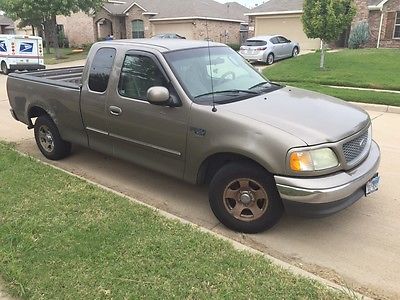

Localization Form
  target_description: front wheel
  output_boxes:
[292,47,299,57]
[34,115,71,160]
[209,162,283,233]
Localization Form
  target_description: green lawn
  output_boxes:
[0,143,348,299]
[263,49,400,106]
[44,48,88,65]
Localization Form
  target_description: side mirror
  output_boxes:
[147,86,170,106]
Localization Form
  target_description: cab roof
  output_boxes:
[97,39,224,52]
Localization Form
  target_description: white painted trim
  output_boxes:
[368,0,390,10]
[377,8,384,48]
[102,6,113,14]
[245,10,303,16]
[142,12,158,16]
[149,16,244,23]
[123,2,148,14]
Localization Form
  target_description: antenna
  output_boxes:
[205,17,217,113]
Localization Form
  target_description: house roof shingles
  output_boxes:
[0,15,14,26]
[103,0,248,21]
[250,0,303,13]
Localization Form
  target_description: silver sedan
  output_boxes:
[239,35,300,65]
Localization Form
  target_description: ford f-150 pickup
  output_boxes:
[7,39,381,233]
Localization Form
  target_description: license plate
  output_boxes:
[366,174,380,196]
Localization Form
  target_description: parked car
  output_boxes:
[0,34,45,74]
[151,33,186,39]
[7,39,380,233]
[239,35,300,65]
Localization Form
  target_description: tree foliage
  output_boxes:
[0,0,103,58]
[302,0,356,68]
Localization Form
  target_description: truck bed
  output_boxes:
[10,66,84,89]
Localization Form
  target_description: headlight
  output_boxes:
[289,148,339,172]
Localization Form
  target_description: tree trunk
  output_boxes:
[44,16,61,59]
[320,40,326,69]
[44,24,51,54]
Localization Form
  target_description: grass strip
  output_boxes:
[264,49,400,91]
[0,143,346,299]
[44,48,88,65]
[282,82,400,107]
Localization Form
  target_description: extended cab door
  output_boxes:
[80,46,117,155]
[106,50,189,179]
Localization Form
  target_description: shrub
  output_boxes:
[227,43,240,51]
[348,21,370,49]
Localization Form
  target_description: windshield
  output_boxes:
[163,46,277,104]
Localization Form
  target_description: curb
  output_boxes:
[351,101,400,114]
[11,148,370,300]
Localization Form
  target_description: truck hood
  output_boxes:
[221,86,370,145]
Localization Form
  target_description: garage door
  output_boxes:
[255,14,320,50]
[152,22,194,40]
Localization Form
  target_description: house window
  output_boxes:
[394,12,400,38]
[132,20,144,38]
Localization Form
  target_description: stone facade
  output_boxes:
[193,19,241,44]
[57,12,95,47]
[125,6,152,39]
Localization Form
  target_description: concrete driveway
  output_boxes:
[1,68,399,299]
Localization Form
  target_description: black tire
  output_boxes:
[292,47,299,57]
[34,115,71,160]
[209,161,283,233]
[266,53,274,65]
[1,61,9,75]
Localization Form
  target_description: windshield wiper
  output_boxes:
[194,89,259,99]
[249,81,271,90]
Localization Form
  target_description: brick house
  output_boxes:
[246,0,400,49]
[355,0,400,48]
[57,0,249,47]
[0,15,15,34]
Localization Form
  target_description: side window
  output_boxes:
[270,37,279,44]
[278,36,289,43]
[88,48,116,93]
[118,54,168,100]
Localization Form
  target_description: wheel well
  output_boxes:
[197,153,267,185]
[28,106,49,127]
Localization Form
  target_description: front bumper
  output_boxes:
[274,141,381,217]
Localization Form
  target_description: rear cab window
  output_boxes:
[88,47,116,93]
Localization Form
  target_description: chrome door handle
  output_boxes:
[109,106,122,116]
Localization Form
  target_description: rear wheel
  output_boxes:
[1,61,9,75]
[209,161,283,233]
[266,53,274,65]
[34,115,71,160]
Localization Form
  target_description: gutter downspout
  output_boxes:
[377,8,384,48]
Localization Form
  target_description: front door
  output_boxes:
[107,51,189,178]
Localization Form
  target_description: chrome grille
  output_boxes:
[342,130,369,163]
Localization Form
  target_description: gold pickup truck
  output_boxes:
[7,40,381,233]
